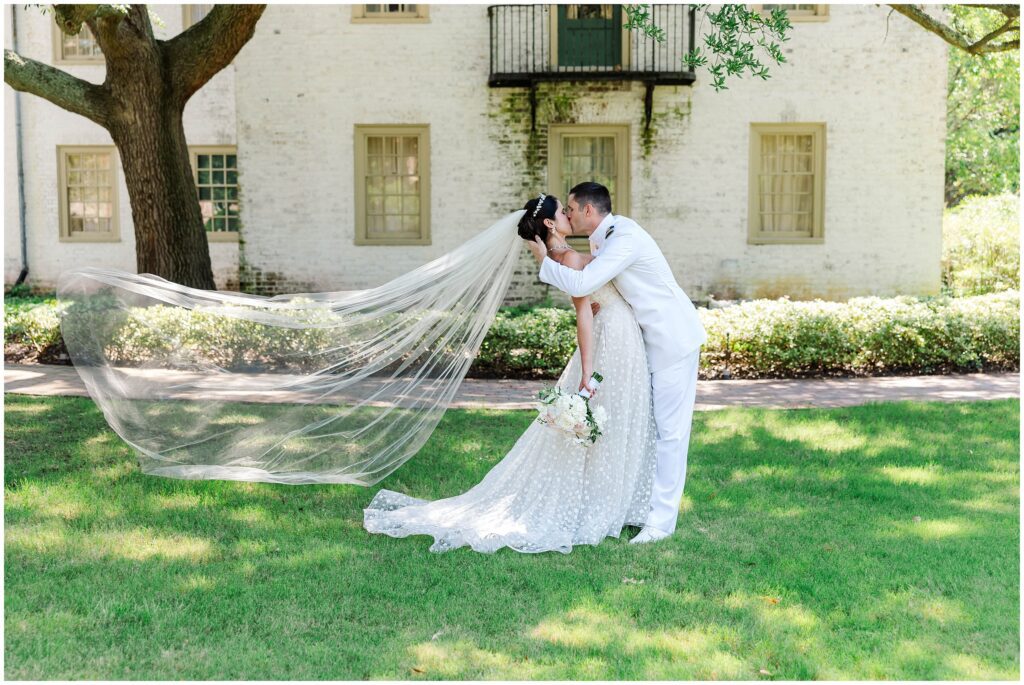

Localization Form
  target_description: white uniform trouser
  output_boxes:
[646,347,700,534]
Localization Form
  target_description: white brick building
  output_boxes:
[5,3,949,305]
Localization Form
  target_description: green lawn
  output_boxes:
[3,394,1019,679]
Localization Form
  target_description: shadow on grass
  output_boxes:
[3,395,1019,679]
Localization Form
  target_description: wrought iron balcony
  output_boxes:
[488,4,697,87]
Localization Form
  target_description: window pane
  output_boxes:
[65,151,115,236]
[61,24,103,59]
[185,4,214,27]
[756,131,816,236]
[193,150,240,233]
[561,134,617,215]
[365,4,418,14]
[761,3,818,14]
[361,130,425,241]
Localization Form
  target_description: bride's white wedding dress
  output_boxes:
[362,281,658,553]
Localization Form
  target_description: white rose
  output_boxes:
[555,411,577,432]
[567,396,587,421]
[591,405,608,429]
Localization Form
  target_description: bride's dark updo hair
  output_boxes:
[518,194,557,242]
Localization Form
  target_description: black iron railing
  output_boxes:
[488,4,697,87]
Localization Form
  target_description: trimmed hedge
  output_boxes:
[4,290,1020,379]
[698,290,1019,378]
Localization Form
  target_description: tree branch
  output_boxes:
[887,4,1020,54]
[973,4,1020,20]
[3,49,110,127]
[972,15,1020,50]
[163,4,267,108]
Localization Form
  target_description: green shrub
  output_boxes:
[474,307,577,378]
[700,290,1019,378]
[4,295,64,356]
[4,291,1020,379]
[942,193,1020,296]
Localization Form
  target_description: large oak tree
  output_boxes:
[4,4,266,289]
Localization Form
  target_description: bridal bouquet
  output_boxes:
[534,372,607,445]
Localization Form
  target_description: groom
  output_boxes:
[525,182,707,544]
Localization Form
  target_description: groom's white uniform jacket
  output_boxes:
[539,213,707,374]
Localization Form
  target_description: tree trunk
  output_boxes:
[96,6,214,289]
[106,79,214,288]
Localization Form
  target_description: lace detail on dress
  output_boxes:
[363,281,656,554]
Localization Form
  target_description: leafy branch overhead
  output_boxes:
[623,3,1021,92]
[625,3,792,92]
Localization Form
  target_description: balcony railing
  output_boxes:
[488,4,697,87]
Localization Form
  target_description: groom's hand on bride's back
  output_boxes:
[591,302,600,316]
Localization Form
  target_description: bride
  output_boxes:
[362,193,658,553]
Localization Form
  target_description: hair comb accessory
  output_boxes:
[532,193,547,217]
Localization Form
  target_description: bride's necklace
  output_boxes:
[548,242,571,252]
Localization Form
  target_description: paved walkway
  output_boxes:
[3,362,1018,410]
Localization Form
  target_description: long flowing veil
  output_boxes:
[55,209,527,485]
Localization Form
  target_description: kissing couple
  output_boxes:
[364,181,708,553]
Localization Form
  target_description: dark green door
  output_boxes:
[557,5,622,68]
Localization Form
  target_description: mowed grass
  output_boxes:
[3,394,1019,680]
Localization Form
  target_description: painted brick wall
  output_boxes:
[233,3,948,305]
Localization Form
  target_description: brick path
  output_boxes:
[3,362,1018,410]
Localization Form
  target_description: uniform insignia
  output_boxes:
[605,225,615,239]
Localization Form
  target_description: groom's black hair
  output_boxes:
[569,181,612,215]
[517,194,557,243]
